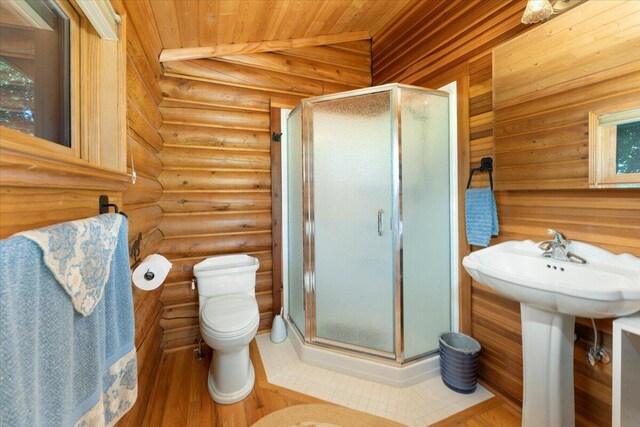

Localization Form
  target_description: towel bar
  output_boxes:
[466,157,493,190]
[99,195,128,218]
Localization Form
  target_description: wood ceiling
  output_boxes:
[147,0,411,49]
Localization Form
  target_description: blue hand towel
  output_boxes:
[0,214,137,426]
[16,214,123,316]
[465,187,499,247]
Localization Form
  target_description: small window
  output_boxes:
[615,120,640,175]
[589,107,640,188]
[0,0,71,147]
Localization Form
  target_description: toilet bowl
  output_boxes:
[194,255,260,404]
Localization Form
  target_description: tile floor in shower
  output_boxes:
[256,334,493,426]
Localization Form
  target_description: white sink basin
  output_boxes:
[463,240,640,318]
[463,240,640,427]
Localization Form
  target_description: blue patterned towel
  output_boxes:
[0,214,137,426]
[465,187,499,247]
[16,214,123,316]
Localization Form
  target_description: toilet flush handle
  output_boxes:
[191,278,197,290]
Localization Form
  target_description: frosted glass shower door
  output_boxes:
[287,107,305,335]
[401,89,450,359]
[310,92,395,354]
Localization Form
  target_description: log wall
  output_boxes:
[113,1,166,425]
[1,1,166,424]
[157,41,372,349]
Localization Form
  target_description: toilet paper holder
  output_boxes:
[132,254,173,291]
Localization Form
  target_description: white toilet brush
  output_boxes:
[271,308,287,343]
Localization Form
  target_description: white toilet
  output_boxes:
[194,254,260,404]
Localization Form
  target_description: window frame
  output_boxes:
[588,104,640,188]
[57,0,80,156]
[0,0,128,190]
[0,1,80,157]
[58,0,77,150]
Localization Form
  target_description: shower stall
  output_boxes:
[286,83,452,367]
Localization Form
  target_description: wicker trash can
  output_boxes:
[439,332,481,394]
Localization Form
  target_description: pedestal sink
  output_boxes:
[463,240,640,427]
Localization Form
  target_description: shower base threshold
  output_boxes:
[286,319,441,387]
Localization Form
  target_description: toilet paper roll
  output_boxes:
[132,254,173,291]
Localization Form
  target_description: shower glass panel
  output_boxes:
[286,84,451,364]
[400,89,451,359]
[287,107,305,334]
[310,92,395,353]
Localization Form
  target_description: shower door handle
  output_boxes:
[378,209,384,236]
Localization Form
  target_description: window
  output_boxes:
[0,0,127,177]
[615,121,640,175]
[0,0,72,146]
[589,107,640,188]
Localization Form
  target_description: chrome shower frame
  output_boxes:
[289,83,450,365]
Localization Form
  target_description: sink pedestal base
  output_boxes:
[521,304,575,427]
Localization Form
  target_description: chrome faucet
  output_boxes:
[538,229,587,264]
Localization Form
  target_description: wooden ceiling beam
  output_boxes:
[158,31,371,62]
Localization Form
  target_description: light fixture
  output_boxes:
[521,0,554,24]
[75,0,121,41]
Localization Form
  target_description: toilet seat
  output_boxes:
[201,294,259,338]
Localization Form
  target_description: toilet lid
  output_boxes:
[201,294,259,334]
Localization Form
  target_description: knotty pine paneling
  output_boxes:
[145,0,407,49]
[492,1,640,190]
[493,1,640,110]
[470,50,638,425]
[373,1,639,425]
[158,43,371,349]
[484,6,640,421]
[373,0,529,85]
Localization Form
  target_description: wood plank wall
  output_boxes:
[157,41,372,349]
[492,0,640,190]
[112,1,165,425]
[373,1,639,425]
[469,52,639,426]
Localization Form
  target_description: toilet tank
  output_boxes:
[194,254,259,301]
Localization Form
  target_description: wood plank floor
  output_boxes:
[430,396,521,427]
[141,335,521,426]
